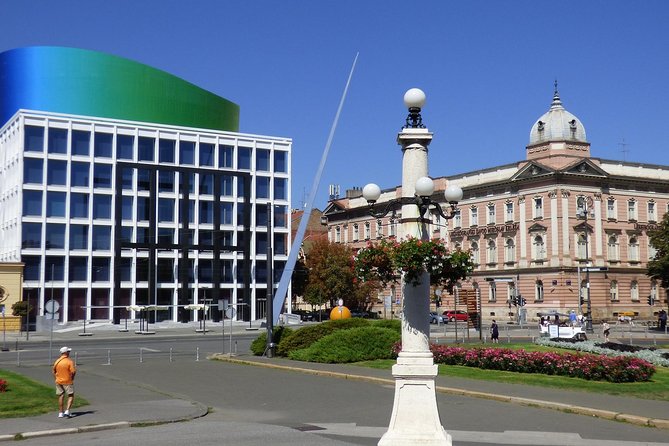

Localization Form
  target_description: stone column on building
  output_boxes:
[561,189,571,265]
[518,195,527,267]
[549,189,559,266]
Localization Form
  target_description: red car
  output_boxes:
[442,310,468,322]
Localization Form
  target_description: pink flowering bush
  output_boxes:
[391,343,655,383]
[0,379,7,392]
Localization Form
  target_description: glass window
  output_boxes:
[159,139,175,163]
[221,259,233,283]
[120,226,132,244]
[198,259,213,282]
[236,202,247,226]
[136,227,150,244]
[274,205,287,228]
[487,240,497,263]
[256,204,269,227]
[274,151,287,173]
[470,242,479,264]
[69,257,88,281]
[70,224,88,250]
[219,145,233,168]
[256,232,268,255]
[274,233,287,255]
[157,258,174,282]
[22,190,42,216]
[256,149,270,171]
[487,204,495,224]
[47,159,67,185]
[628,200,637,220]
[45,223,66,249]
[238,147,252,170]
[119,258,132,282]
[121,167,133,190]
[274,178,287,200]
[70,193,89,219]
[136,258,149,282]
[22,255,41,281]
[24,126,44,152]
[221,202,234,225]
[505,238,515,263]
[21,222,42,249]
[71,161,90,187]
[157,171,173,192]
[92,225,111,250]
[71,130,90,156]
[138,137,155,161]
[92,257,110,281]
[48,128,68,154]
[181,228,195,246]
[256,177,270,199]
[121,196,133,220]
[158,198,174,222]
[238,176,248,197]
[137,196,151,220]
[629,237,640,261]
[607,198,616,219]
[137,169,151,191]
[534,197,543,218]
[534,235,546,259]
[631,281,639,301]
[454,209,461,227]
[200,201,213,224]
[94,133,113,158]
[179,141,195,165]
[221,175,233,196]
[45,256,65,281]
[200,143,215,167]
[199,173,214,195]
[470,207,478,226]
[188,200,195,223]
[93,194,112,219]
[23,158,43,184]
[116,134,134,160]
[648,202,656,221]
[46,191,66,217]
[610,280,618,301]
[535,280,544,301]
[93,164,112,188]
[157,228,174,245]
[505,203,513,221]
[199,229,213,246]
[607,235,619,260]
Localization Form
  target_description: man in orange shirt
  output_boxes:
[53,346,76,418]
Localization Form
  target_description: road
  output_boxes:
[3,331,669,446]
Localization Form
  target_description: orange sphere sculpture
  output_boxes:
[330,306,351,320]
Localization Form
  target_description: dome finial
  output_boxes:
[551,79,562,109]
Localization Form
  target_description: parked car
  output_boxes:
[429,312,445,324]
[442,310,468,322]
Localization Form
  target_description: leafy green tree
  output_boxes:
[302,239,359,309]
[290,257,309,301]
[648,213,669,289]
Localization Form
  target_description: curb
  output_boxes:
[211,354,669,430]
[0,403,208,442]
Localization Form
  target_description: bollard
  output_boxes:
[16,350,20,367]
[235,341,238,354]
[105,349,111,366]
[170,348,173,362]
[196,347,200,362]
[505,326,510,343]
[74,352,78,367]
[140,348,143,363]
[654,333,657,346]
[629,332,633,345]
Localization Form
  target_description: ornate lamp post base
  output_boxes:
[379,353,452,446]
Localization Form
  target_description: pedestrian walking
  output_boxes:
[490,319,499,344]
[53,346,76,418]
[602,322,610,343]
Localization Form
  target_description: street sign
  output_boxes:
[45,299,60,314]
[582,267,609,272]
[225,306,236,319]
[485,277,514,282]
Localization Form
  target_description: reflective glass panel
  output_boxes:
[137,169,151,191]
[45,223,66,249]
[221,175,233,196]
[92,257,110,281]
[23,158,43,184]
[274,178,287,200]
[48,128,68,154]
[179,141,195,165]
[138,137,155,161]
[93,164,112,188]
[219,145,233,168]
[94,133,113,158]
[69,257,88,281]
[256,149,270,171]
[121,196,133,220]
[200,143,214,166]
[71,161,90,187]
[274,151,287,173]
[199,173,214,195]
[116,134,134,160]
[238,147,251,170]
[256,177,270,199]
[70,193,89,219]
[92,225,111,250]
[158,171,174,192]
[93,194,112,219]
[199,201,213,224]
[71,130,90,156]
[69,224,88,250]
[22,255,41,281]
[47,160,67,185]
[21,222,42,249]
[22,190,42,216]
[46,191,66,217]
[137,197,150,221]
[158,198,174,222]
[159,139,175,163]
[24,126,44,152]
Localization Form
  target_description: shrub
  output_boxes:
[0,379,7,392]
[276,318,370,356]
[535,338,669,367]
[372,319,401,332]
[289,327,400,363]
[250,326,294,356]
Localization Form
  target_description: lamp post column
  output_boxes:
[379,89,451,446]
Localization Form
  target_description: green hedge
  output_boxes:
[250,326,294,356]
[289,326,400,363]
[276,318,370,356]
[371,319,401,332]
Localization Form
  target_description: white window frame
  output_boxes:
[607,235,619,261]
[628,236,640,262]
[534,197,543,219]
[607,198,616,220]
[630,280,639,301]
[471,241,480,264]
[505,202,514,222]
[364,222,370,240]
[627,199,637,221]
[353,223,359,241]
[335,226,341,243]
[535,280,544,302]
[376,219,383,238]
[610,280,618,301]
[577,234,587,260]
[505,238,515,263]
[648,201,656,222]
[533,235,546,260]
[488,282,497,302]
[470,207,478,226]
[487,239,497,264]
[454,209,461,228]
[487,203,495,225]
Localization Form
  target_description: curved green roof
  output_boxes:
[0,46,239,131]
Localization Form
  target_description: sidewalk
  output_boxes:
[1,323,669,442]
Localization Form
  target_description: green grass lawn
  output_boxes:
[0,369,88,418]
[355,343,669,401]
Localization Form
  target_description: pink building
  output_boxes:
[324,88,669,324]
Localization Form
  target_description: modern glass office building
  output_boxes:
[0,47,291,323]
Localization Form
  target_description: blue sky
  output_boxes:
[3,1,669,209]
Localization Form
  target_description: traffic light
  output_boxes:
[647,295,655,306]
[519,295,526,307]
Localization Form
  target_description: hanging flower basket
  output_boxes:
[354,237,473,290]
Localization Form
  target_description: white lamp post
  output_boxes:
[363,89,461,446]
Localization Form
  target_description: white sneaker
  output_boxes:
[64,410,71,417]
[58,412,64,418]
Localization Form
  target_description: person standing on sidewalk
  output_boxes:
[53,346,76,418]
[490,320,499,343]
[602,322,611,343]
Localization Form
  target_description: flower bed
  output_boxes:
[392,343,655,382]
[535,338,669,368]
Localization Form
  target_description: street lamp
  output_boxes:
[577,196,594,334]
[362,88,461,446]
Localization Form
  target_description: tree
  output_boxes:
[290,257,309,300]
[648,213,669,289]
[302,239,360,309]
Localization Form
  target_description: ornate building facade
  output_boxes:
[323,88,669,323]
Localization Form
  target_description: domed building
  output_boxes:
[324,85,669,326]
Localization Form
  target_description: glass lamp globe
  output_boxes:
[415,176,435,197]
[362,183,381,203]
[444,184,463,203]
[403,88,426,109]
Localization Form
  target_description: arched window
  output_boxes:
[505,238,515,263]
[610,280,618,301]
[487,239,497,264]
[471,242,480,265]
[630,280,639,301]
[577,234,587,260]
[607,235,619,261]
[353,223,359,241]
[533,235,545,260]
[335,226,341,243]
[535,280,544,302]
[629,236,639,261]
[488,282,497,302]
